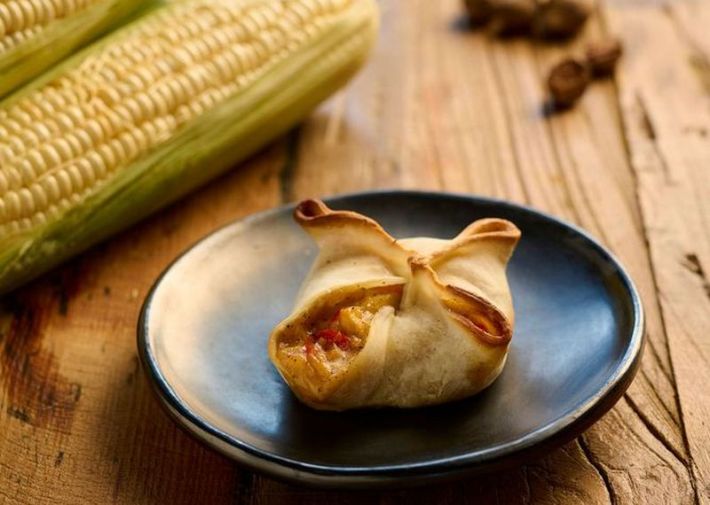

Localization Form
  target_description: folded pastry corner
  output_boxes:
[269,199,521,410]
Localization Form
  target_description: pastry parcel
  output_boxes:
[269,199,521,410]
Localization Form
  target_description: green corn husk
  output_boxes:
[0,0,149,99]
[0,0,379,294]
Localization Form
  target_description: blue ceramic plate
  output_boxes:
[138,191,644,489]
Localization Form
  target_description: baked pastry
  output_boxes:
[269,199,521,410]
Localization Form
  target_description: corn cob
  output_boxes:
[0,0,379,294]
[0,0,148,98]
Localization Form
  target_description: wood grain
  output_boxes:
[607,1,710,502]
[0,0,707,503]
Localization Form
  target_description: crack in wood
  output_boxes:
[579,436,617,505]
[624,392,688,465]
[638,368,680,427]
[635,94,682,188]
[681,253,710,299]
[658,291,710,366]
[637,95,657,141]
[641,333,676,388]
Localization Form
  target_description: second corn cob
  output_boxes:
[0,0,148,98]
[0,0,379,294]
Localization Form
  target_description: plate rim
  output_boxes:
[137,189,645,487]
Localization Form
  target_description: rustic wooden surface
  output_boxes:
[1,0,709,503]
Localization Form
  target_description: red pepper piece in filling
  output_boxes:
[313,328,350,350]
[304,335,315,354]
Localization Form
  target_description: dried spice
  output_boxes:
[488,0,535,36]
[463,0,590,39]
[533,0,592,39]
[547,58,591,107]
[463,0,494,25]
[586,38,623,76]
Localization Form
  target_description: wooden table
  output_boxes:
[1,0,709,503]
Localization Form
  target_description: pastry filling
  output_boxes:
[277,284,403,373]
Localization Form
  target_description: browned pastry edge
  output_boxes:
[429,218,521,265]
[409,258,513,346]
[295,199,397,244]
[443,285,513,346]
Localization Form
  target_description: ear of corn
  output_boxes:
[0,0,150,99]
[0,0,379,294]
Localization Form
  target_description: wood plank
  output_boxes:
[607,1,710,503]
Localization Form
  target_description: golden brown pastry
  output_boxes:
[268,199,521,410]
